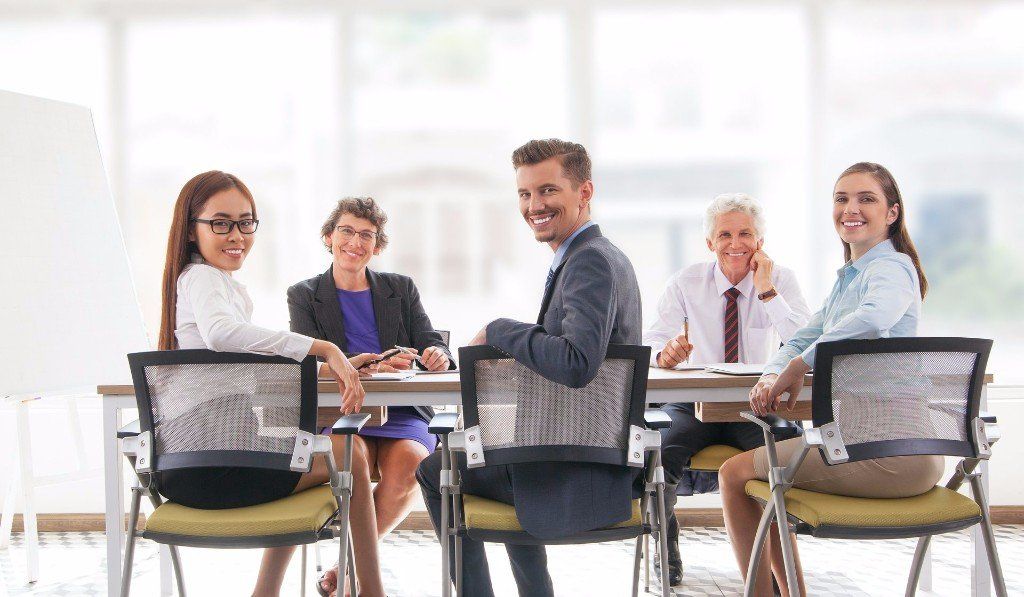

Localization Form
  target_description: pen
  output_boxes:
[395,345,425,365]
[683,316,689,341]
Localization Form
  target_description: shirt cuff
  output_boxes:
[284,333,315,363]
[799,344,817,370]
[762,291,792,324]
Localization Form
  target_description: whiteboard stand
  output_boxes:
[0,393,101,585]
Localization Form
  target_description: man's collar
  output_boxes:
[550,220,597,270]
[714,263,754,297]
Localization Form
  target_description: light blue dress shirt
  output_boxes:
[550,220,596,273]
[764,239,921,375]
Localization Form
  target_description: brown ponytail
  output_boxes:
[836,162,928,299]
[157,171,256,350]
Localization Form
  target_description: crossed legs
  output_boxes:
[719,451,805,597]
[252,434,386,597]
[315,437,431,595]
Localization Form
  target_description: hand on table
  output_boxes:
[420,346,450,371]
[656,333,693,369]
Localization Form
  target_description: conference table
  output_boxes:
[98,368,995,597]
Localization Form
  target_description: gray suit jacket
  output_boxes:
[486,224,643,539]
[287,267,455,424]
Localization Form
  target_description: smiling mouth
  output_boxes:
[725,252,747,257]
[224,248,244,256]
[343,249,364,258]
[529,213,555,226]
[842,221,866,228]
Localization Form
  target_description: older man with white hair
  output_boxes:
[643,193,810,585]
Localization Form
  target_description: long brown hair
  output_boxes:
[836,162,928,298]
[157,171,256,350]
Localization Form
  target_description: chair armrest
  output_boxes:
[428,412,461,434]
[764,414,803,440]
[644,409,672,430]
[331,413,372,435]
[740,411,804,438]
[980,411,997,424]
[118,420,141,438]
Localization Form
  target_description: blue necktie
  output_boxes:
[545,268,556,292]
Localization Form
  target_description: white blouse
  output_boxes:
[175,261,313,362]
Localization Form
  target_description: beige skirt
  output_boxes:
[752,437,944,499]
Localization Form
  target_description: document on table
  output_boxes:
[413,369,459,375]
[363,370,416,381]
[704,363,765,376]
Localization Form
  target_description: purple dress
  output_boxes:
[336,288,437,452]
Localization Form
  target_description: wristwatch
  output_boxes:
[757,287,777,302]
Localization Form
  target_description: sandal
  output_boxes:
[315,567,337,597]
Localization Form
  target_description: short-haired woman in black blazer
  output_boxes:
[288,197,454,595]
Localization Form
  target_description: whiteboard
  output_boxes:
[0,90,149,396]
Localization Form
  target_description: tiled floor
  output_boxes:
[2,525,1022,596]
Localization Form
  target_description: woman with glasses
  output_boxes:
[157,171,388,597]
[287,196,454,596]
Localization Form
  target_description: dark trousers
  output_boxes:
[416,450,555,597]
[659,403,765,545]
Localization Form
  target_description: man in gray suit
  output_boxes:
[416,139,643,596]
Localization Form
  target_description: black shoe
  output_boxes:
[653,550,684,587]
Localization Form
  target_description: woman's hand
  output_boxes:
[323,346,366,415]
[348,353,383,375]
[748,374,778,416]
[384,349,417,371]
[421,346,450,371]
[765,357,811,413]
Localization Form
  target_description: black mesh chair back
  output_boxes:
[811,337,992,463]
[435,329,451,347]
[457,344,650,468]
[127,349,318,472]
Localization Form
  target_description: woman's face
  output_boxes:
[833,172,898,255]
[325,212,380,274]
[190,188,256,272]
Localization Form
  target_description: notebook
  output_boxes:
[704,363,765,376]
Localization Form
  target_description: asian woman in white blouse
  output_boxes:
[157,171,387,597]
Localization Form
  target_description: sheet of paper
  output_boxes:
[363,371,416,381]
[704,363,765,376]
[413,369,459,375]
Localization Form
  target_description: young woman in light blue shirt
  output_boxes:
[718,163,935,597]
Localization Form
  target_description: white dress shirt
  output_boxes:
[643,261,811,366]
[175,261,313,362]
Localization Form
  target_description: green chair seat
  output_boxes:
[462,494,642,532]
[745,482,982,537]
[689,445,743,472]
[144,485,338,546]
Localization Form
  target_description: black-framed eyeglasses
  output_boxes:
[192,218,259,235]
[335,226,378,243]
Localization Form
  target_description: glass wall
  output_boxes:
[2,1,1022,381]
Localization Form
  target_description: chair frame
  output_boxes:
[643,415,802,592]
[117,349,369,597]
[739,337,1007,597]
[432,344,674,597]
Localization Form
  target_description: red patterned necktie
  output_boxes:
[724,287,741,363]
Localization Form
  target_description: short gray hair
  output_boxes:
[703,193,766,240]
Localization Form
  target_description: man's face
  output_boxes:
[706,210,762,279]
[516,157,592,247]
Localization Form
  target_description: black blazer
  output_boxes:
[287,266,455,424]
[485,225,643,539]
